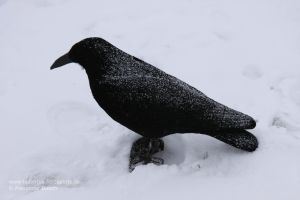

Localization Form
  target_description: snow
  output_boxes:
[0,0,300,199]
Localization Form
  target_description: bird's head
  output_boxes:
[50,37,110,73]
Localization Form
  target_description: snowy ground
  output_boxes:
[1,0,300,199]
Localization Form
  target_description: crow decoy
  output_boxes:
[51,37,258,172]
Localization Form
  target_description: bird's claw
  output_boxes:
[129,137,164,172]
[149,157,164,165]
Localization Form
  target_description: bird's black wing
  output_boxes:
[97,74,255,137]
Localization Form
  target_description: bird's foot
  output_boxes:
[129,137,164,172]
[149,156,164,165]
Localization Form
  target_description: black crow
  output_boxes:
[51,37,258,172]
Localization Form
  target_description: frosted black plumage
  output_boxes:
[51,37,258,171]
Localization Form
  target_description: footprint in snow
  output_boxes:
[271,113,300,132]
[242,64,263,80]
[289,80,300,106]
[0,0,7,7]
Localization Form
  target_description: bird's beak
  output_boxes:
[50,53,72,70]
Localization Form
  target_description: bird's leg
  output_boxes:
[129,137,164,172]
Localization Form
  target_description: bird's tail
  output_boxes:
[209,129,258,152]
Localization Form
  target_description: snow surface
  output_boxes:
[1,0,300,199]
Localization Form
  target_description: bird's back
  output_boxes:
[85,39,255,137]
